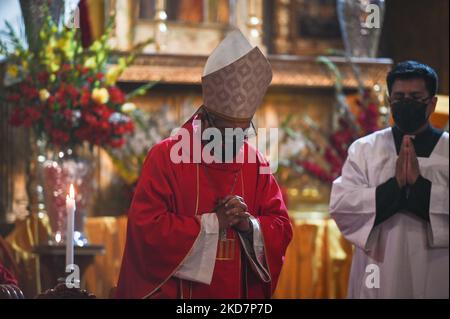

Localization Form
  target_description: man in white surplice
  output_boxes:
[330,61,448,298]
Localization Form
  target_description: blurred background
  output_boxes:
[0,0,448,298]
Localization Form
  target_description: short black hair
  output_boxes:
[387,60,438,97]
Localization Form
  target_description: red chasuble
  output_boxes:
[0,263,18,286]
[115,114,292,299]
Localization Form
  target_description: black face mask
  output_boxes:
[391,98,430,134]
[202,131,245,162]
[202,110,247,162]
[222,133,245,162]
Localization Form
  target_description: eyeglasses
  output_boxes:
[203,108,258,140]
[390,95,432,104]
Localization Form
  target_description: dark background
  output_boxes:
[379,0,449,94]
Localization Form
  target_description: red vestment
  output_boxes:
[0,262,18,286]
[115,114,292,298]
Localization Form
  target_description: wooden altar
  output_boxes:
[118,53,392,88]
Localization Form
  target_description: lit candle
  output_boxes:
[66,184,76,268]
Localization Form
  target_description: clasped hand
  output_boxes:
[396,135,421,188]
[214,195,251,232]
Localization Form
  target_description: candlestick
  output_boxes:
[66,184,76,269]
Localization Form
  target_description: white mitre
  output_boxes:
[201,29,272,122]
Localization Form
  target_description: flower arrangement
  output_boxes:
[279,56,386,183]
[0,13,150,149]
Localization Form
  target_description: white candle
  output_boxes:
[66,184,76,268]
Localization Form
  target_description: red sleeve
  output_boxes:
[0,263,18,286]
[255,172,293,297]
[115,141,201,298]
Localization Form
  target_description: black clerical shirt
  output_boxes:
[374,124,444,226]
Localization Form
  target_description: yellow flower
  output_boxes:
[105,66,122,86]
[84,57,97,70]
[6,64,19,78]
[92,88,110,104]
[56,38,67,50]
[50,62,60,73]
[56,38,73,58]
[45,43,54,56]
[39,89,50,102]
[121,102,136,113]
[22,60,29,71]
[89,40,101,52]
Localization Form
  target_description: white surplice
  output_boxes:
[330,128,449,299]
[174,214,268,285]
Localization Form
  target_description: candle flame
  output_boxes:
[69,184,75,199]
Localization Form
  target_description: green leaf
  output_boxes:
[125,81,159,100]
[316,56,343,93]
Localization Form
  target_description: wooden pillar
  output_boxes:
[0,64,30,229]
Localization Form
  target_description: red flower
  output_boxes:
[82,112,97,125]
[74,127,90,141]
[367,103,378,114]
[98,120,110,130]
[51,129,70,145]
[62,63,72,72]
[113,120,133,136]
[94,104,112,120]
[124,120,134,133]
[63,109,73,120]
[80,88,90,107]
[114,124,126,135]
[21,84,39,100]
[109,138,125,148]
[22,107,41,127]
[37,72,49,84]
[55,85,66,101]
[64,84,79,101]
[108,86,125,104]
[8,108,23,126]
[4,58,136,148]
[6,93,21,103]
[358,104,379,134]
[298,160,334,183]
[47,95,56,107]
